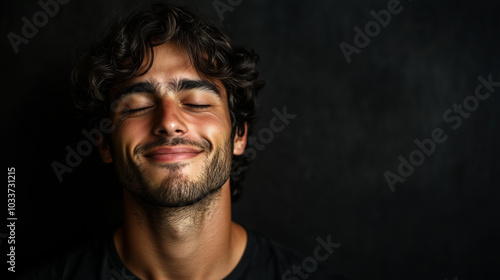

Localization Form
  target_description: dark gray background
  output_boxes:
[2,0,499,279]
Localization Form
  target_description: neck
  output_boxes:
[114,181,247,280]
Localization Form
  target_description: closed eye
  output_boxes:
[123,106,155,115]
[185,104,211,109]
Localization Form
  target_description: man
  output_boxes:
[21,3,350,280]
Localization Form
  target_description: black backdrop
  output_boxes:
[2,0,500,279]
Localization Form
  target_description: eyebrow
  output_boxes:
[176,79,221,97]
[114,82,156,101]
[113,79,221,102]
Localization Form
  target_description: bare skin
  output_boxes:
[99,42,248,280]
[113,184,247,280]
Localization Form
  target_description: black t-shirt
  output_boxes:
[19,228,352,280]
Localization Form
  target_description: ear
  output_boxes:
[98,139,113,163]
[233,122,248,156]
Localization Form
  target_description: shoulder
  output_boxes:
[226,229,354,280]
[18,234,123,280]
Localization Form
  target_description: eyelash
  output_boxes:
[123,106,154,114]
[123,104,210,115]
[185,104,211,109]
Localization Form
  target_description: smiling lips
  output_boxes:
[143,147,203,162]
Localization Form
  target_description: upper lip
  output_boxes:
[143,146,203,157]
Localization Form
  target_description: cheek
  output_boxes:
[112,119,151,155]
[185,114,232,148]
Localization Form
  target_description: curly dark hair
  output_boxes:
[71,2,262,202]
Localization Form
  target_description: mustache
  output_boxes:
[134,137,211,155]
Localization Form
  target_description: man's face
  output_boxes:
[100,42,246,207]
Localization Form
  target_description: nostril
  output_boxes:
[157,128,167,134]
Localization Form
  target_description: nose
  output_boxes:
[153,99,187,137]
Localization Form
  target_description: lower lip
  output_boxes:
[144,152,201,163]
